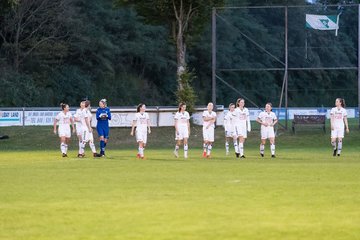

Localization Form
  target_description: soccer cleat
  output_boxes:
[271,155,276,158]
[136,153,140,159]
[206,154,211,159]
[77,154,83,158]
[174,150,179,158]
[333,149,337,157]
[202,151,207,157]
[62,153,68,157]
[235,153,240,158]
[337,154,340,157]
[140,156,145,160]
[240,155,246,158]
[260,153,264,157]
[93,153,102,157]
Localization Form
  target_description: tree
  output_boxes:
[0,0,71,72]
[115,0,225,108]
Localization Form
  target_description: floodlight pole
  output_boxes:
[212,8,217,106]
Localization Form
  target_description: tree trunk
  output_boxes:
[175,0,187,90]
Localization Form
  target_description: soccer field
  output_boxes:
[0,126,360,240]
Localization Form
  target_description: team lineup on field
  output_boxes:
[53,97,350,159]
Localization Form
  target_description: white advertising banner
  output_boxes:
[93,112,158,127]
[24,111,77,126]
[0,107,357,127]
[0,111,22,126]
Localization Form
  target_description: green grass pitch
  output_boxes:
[0,124,360,240]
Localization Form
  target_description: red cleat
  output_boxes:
[202,151,207,157]
[136,153,140,158]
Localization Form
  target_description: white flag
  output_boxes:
[306,14,339,35]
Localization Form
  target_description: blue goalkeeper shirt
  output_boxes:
[96,107,111,129]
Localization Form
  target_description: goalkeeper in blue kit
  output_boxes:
[96,99,111,156]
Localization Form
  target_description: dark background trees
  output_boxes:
[0,0,358,107]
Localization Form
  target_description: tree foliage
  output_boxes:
[0,0,358,108]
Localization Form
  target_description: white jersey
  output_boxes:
[202,111,216,128]
[258,111,277,127]
[74,109,83,129]
[330,107,347,129]
[174,111,190,128]
[224,111,236,132]
[234,107,249,127]
[55,111,72,126]
[55,111,72,138]
[134,112,150,131]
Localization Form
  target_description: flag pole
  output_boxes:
[335,14,339,36]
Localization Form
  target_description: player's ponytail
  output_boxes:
[137,103,144,113]
[178,102,186,112]
[236,98,244,107]
[340,98,346,108]
[60,103,67,110]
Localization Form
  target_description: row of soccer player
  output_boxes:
[53,97,350,158]
[173,99,277,159]
[53,99,111,157]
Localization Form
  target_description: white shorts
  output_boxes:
[76,125,84,137]
[261,126,275,139]
[234,125,247,138]
[331,128,344,139]
[225,130,233,138]
[224,126,234,138]
[82,128,94,142]
[203,127,214,142]
[136,129,148,144]
[58,126,71,138]
[176,126,189,140]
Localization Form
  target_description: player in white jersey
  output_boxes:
[53,103,75,157]
[202,102,217,158]
[256,103,278,158]
[80,100,101,158]
[223,103,236,155]
[330,98,350,156]
[74,101,86,157]
[174,102,191,158]
[131,103,151,159]
[234,98,251,158]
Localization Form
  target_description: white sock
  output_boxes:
[239,143,244,156]
[203,143,208,152]
[331,141,337,150]
[64,144,68,154]
[260,144,265,155]
[139,147,144,157]
[337,141,342,155]
[61,143,66,154]
[89,142,96,153]
[233,141,239,154]
[207,144,212,155]
[81,142,86,154]
[225,141,229,153]
[270,144,275,155]
[78,141,82,154]
[184,144,188,158]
